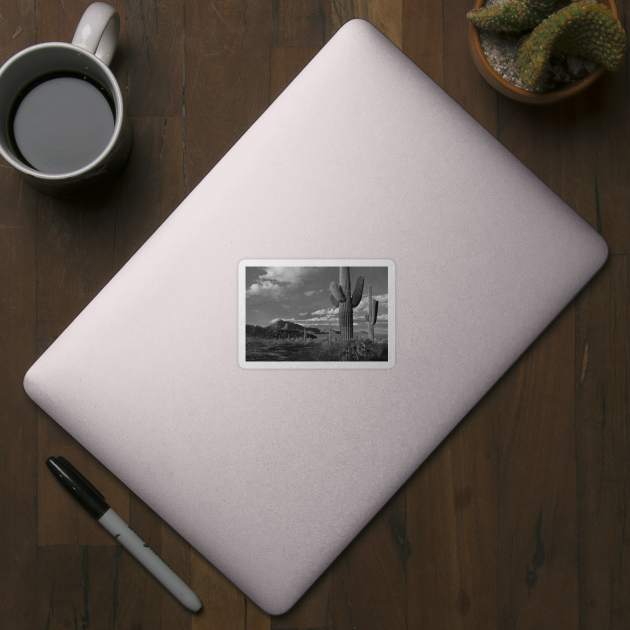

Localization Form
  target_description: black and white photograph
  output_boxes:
[239,261,394,367]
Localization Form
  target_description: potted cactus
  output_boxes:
[467,0,627,102]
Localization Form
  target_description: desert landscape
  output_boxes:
[244,265,389,362]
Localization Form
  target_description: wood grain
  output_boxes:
[403,0,444,88]
[443,0,497,131]
[407,392,499,629]
[331,486,408,630]
[36,545,119,630]
[184,0,271,191]
[126,0,184,117]
[270,47,321,102]
[497,304,579,629]
[271,573,332,629]
[0,5,38,629]
[495,66,630,258]
[190,549,247,630]
[271,0,332,46]
[332,0,403,48]
[0,155,38,630]
[576,256,630,629]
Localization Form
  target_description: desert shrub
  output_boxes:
[314,338,384,361]
[315,342,344,361]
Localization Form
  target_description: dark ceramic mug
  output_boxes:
[0,2,131,197]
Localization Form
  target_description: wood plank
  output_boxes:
[496,97,597,224]
[247,599,272,630]
[190,548,247,630]
[331,486,407,630]
[583,72,630,254]
[331,0,402,48]
[184,0,272,192]
[36,545,118,630]
[272,0,332,46]
[271,573,332,629]
[494,59,630,257]
[36,0,123,45]
[0,5,39,629]
[407,392,499,629]
[0,0,36,55]
[0,131,38,630]
[270,47,321,103]
[497,305,578,628]
[126,0,183,116]
[402,0,444,88]
[112,116,185,270]
[575,256,630,629]
[443,0,497,131]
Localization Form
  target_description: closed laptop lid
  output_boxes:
[24,19,607,614]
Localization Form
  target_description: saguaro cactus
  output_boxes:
[330,267,364,341]
[365,285,379,341]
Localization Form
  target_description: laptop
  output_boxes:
[23,19,608,614]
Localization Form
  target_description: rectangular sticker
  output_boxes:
[238,260,395,369]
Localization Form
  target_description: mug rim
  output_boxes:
[0,41,125,181]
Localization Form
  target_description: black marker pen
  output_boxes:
[46,456,202,612]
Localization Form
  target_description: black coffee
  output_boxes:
[10,73,115,174]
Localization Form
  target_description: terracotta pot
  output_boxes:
[468,0,619,103]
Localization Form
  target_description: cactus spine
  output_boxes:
[517,2,627,86]
[329,267,364,341]
[365,285,379,341]
[467,0,567,34]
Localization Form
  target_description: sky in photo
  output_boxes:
[245,266,389,335]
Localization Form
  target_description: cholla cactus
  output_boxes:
[364,285,379,342]
[467,0,567,33]
[330,267,364,341]
[517,1,627,85]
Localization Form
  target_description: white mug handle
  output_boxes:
[71,2,120,67]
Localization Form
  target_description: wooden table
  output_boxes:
[1,1,628,628]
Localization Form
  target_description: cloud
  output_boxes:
[247,267,317,300]
[259,267,311,286]
[311,307,338,318]
[299,312,307,316]
[304,290,316,296]
[246,280,284,298]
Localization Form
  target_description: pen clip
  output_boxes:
[55,456,106,501]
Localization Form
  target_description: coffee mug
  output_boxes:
[0,2,132,197]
